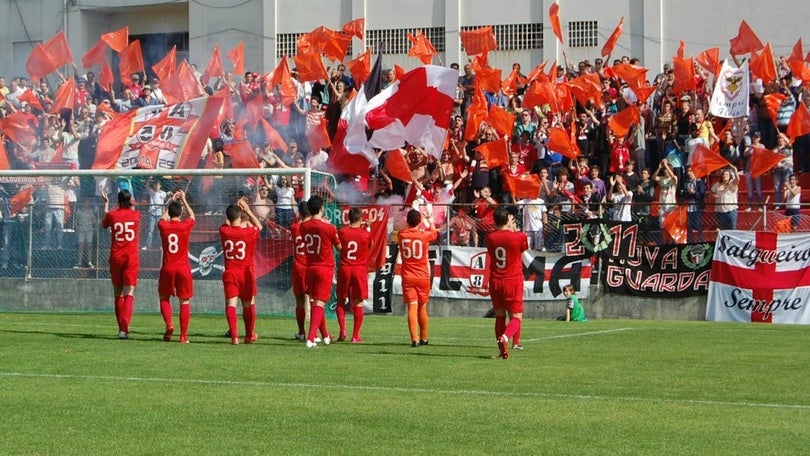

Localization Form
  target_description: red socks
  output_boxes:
[122,295,134,333]
[308,305,325,342]
[114,296,125,331]
[295,307,306,334]
[495,316,507,339]
[225,306,238,340]
[243,305,256,338]
[504,317,522,341]
[352,306,364,340]
[160,299,173,329]
[336,302,347,336]
[179,304,190,339]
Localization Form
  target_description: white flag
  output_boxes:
[709,60,749,119]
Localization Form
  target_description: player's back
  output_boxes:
[338,226,372,268]
[103,208,141,258]
[219,224,259,271]
[290,221,308,269]
[485,230,528,280]
[159,218,195,270]
[398,227,437,282]
[301,218,339,268]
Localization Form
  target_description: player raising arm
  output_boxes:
[102,190,141,340]
[157,190,195,343]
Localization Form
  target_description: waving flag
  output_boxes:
[460,26,498,56]
[504,173,541,200]
[99,61,114,93]
[43,31,73,68]
[293,52,328,83]
[485,105,515,139]
[0,112,37,144]
[346,48,373,88]
[162,60,204,104]
[82,39,107,68]
[101,26,129,53]
[787,102,810,144]
[407,30,438,65]
[463,86,488,141]
[118,40,144,79]
[601,17,624,57]
[384,149,413,184]
[342,18,365,40]
[152,45,177,82]
[475,137,509,168]
[25,44,57,80]
[696,47,721,77]
[549,3,563,44]
[709,60,749,119]
[224,141,259,168]
[690,143,730,179]
[672,56,696,95]
[201,45,224,86]
[729,20,764,55]
[547,126,580,160]
[748,146,786,178]
[227,41,245,75]
[307,26,351,62]
[608,105,640,138]
[749,43,777,85]
[763,93,787,126]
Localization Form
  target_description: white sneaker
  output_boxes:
[294,333,306,341]
[323,335,332,346]
[118,331,128,340]
[305,340,317,349]
[314,336,322,343]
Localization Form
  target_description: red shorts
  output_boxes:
[306,265,334,302]
[292,263,307,296]
[489,277,524,314]
[158,266,193,299]
[402,278,431,305]
[337,265,368,302]
[109,255,139,287]
[222,267,257,301]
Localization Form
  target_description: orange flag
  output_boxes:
[676,40,685,59]
[763,93,787,127]
[407,30,438,65]
[293,52,328,83]
[549,3,563,44]
[200,45,224,86]
[10,186,35,216]
[612,63,647,87]
[102,26,129,53]
[307,116,331,153]
[608,104,640,138]
[475,136,509,168]
[162,60,204,104]
[522,80,556,109]
[19,90,43,111]
[504,173,541,200]
[393,64,405,81]
[552,83,574,114]
[119,40,144,79]
[486,105,515,139]
[0,138,10,170]
[308,26,352,62]
[460,26,498,56]
[463,88,488,141]
[268,56,297,106]
[99,61,114,93]
[152,45,177,82]
[567,73,602,106]
[729,20,764,55]
[690,143,731,179]
[43,31,74,68]
[749,146,786,178]
[475,67,503,94]
[342,18,365,40]
[260,118,288,152]
[787,102,810,143]
[633,84,657,104]
[25,44,57,80]
[345,48,372,88]
[225,141,259,168]
[749,43,777,85]
[695,47,721,77]
[547,126,579,160]
[227,41,245,75]
[96,101,119,120]
[672,56,696,95]
[788,38,804,65]
[601,17,624,57]
[82,39,107,68]
[662,205,687,244]
[0,112,37,144]
[384,149,413,183]
[49,78,75,114]
[501,69,527,97]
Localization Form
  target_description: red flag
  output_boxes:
[527,60,549,83]
[384,149,413,183]
[43,31,74,68]
[504,173,541,200]
[672,56,696,95]
[10,187,35,216]
[749,43,777,85]
[662,205,687,244]
[460,26,498,56]
[464,88,488,141]
[567,73,602,106]
[224,140,259,168]
[393,64,405,81]
[695,47,721,77]
[633,84,657,104]
[789,38,804,65]
[118,40,144,79]
[152,45,177,82]
[787,102,810,144]
[50,143,64,164]
[162,60,204,104]
[296,33,314,55]
[82,39,107,68]
[612,63,647,87]
[99,61,114,93]
[51,78,76,114]
[0,138,10,170]
[306,116,331,153]
[260,118,288,153]
[25,44,57,80]
[342,18,365,40]
[308,26,351,62]
[407,30,438,65]
[0,112,36,144]
[549,3,563,44]
[293,52,328,83]
[475,67,503,94]
[200,45,224,86]
[601,17,624,57]
[552,83,573,114]
[93,110,136,169]
[474,137,509,168]
[690,143,731,179]
[676,40,685,59]
[485,105,515,139]
[763,93,787,127]
[227,41,245,75]
[522,80,556,109]
[749,146,786,178]
[547,126,579,160]
[19,90,43,111]
[608,104,640,138]
[101,26,129,53]
[97,102,119,121]
[729,20,764,55]
[346,48,372,88]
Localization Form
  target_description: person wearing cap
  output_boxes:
[141,85,160,106]
[127,73,143,98]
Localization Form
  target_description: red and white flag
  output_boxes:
[364,65,456,159]
[709,60,749,119]
[707,231,810,324]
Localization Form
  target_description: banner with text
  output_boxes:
[707,230,810,324]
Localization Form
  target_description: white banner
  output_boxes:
[706,231,810,324]
[709,60,750,119]
[389,246,591,301]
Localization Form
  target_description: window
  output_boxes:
[459,24,543,51]
[365,27,445,54]
[568,21,598,48]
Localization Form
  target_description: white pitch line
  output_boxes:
[1,371,807,410]
[523,327,635,342]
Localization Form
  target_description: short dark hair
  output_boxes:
[226,204,241,223]
[348,207,362,224]
[167,200,183,218]
[117,190,132,209]
[307,195,324,215]
[406,209,422,228]
[298,200,310,217]
[493,207,510,227]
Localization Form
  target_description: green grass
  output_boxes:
[2,313,810,455]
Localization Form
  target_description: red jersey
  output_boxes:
[338,226,372,268]
[158,218,195,269]
[301,218,340,268]
[290,221,307,269]
[219,224,260,271]
[485,230,529,280]
[103,208,141,259]
[397,227,438,281]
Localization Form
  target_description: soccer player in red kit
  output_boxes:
[301,195,341,348]
[157,190,195,343]
[397,209,438,347]
[485,207,529,359]
[102,190,141,339]
[290,201,311,341]
[337,207,372,343]
[219,198,261,345]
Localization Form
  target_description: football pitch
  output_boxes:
[2,312,809,455]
